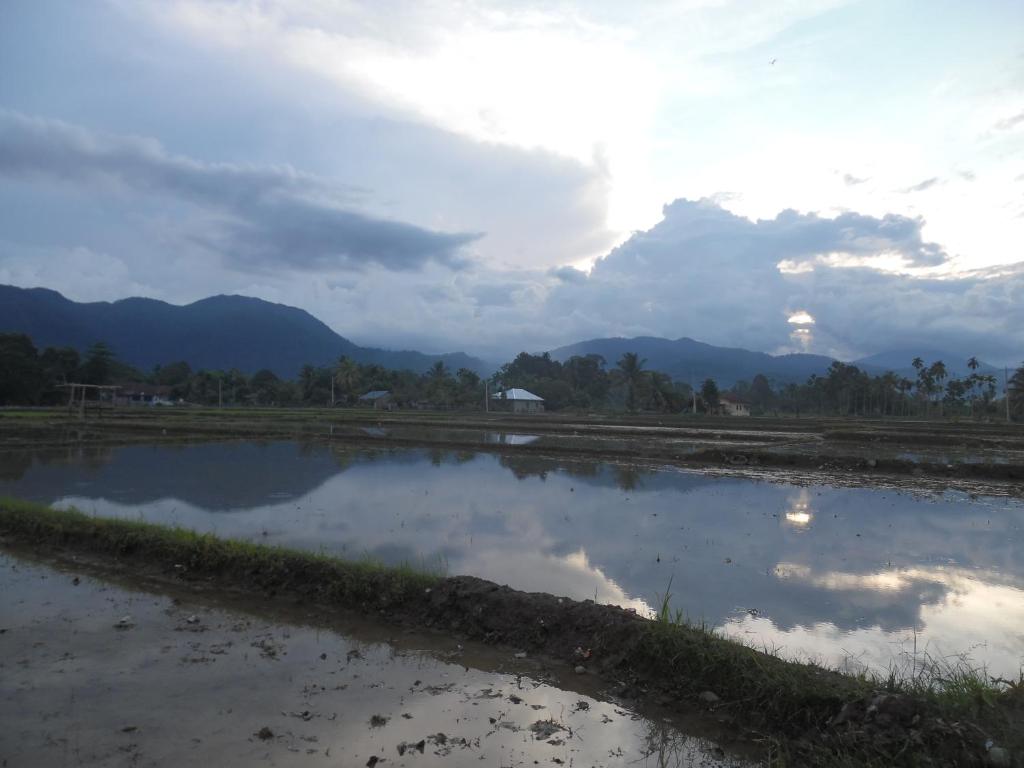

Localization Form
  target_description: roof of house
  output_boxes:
[358,390,391,400]
[719,394,749,404]
[492,388,544,401]
[116,383,173,396]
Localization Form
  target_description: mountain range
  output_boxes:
[549,337,998,387]
[0,285,487,377]
[0,284,997,385]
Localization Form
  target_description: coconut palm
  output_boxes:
[616,352,646,411]
[334,357,360,405]
[928,361,948,416]
[967,357,980,418]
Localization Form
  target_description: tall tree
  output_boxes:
[0,333,43,405]
[928,361,948,416]
[967,357,980,418]
[700,378,720,413]
[334,357,361,405]
[616,352,646,411]
[1009,364,1024,422]
[82,342,116,385]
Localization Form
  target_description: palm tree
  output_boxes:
[928,361,947,416]
[967,357,980,418]
[334,357,360,406]
[616,352,646,411]
[1009,364,1024,422]
[299,364,318,404]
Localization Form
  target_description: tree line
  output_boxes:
[1,331,1022,420]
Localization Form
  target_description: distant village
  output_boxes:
[1,332,1022,421]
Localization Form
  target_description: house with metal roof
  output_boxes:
[491,388,545,413]
[357,390,395,410]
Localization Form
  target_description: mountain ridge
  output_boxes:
[0,284,488,377]
[547,335,995,388]
[0,285,998,386]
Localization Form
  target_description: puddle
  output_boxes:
[2,441,1023,678]
[0,552,745,767]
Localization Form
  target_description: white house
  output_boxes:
[491,388,545,413]
[719,394,750,416]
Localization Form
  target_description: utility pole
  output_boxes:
[691,369,697,415]
[331,374,335,408]
[484,379,489,412]
[218,378,222,409]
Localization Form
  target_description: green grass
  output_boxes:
[653,575,1021,712]
[0,497,441,608]
[646,578,1023,765]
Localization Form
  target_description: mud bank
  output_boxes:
[1,499,1020,766]
[1,552,744,768]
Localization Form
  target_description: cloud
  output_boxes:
[537,199,1022,362]
[993,111,1024,131]
[901,177,940,193]
[0,111,479,272]
[548,266,588,284]
[843,173,868,186]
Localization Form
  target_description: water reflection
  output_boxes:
[1,441,1022,676]
[783,489,813,528]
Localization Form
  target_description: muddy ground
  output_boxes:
[1,408,1022,494]
[0,549,750,768]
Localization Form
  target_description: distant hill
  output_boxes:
[548,336,843,387]
[548,336,1002,388]
[0,285,488,378]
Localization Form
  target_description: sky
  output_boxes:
[1,0,1022,364]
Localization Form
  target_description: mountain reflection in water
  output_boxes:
[1,440,1022,676]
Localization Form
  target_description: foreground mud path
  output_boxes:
[0,551,748,768]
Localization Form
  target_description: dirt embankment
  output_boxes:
[1,499,1020,767]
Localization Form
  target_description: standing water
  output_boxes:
[2,440,1022,678]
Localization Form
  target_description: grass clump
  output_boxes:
[0,497,440,609]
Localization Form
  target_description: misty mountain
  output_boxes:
[0,285,488,378]
[547,336,844,387]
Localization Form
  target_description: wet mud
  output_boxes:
[0,551,747,768]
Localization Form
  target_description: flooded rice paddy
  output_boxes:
[0,553,742,767]
[2,440,1023,679]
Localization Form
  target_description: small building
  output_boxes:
[116,384,175,407]
[491,388,545,414]
[719,394,750,417]
[358,390,395,410]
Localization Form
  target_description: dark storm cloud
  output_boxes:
[0,111,479,271]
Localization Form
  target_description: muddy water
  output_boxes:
[0,553,742,768]
[2,441,1023,678]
